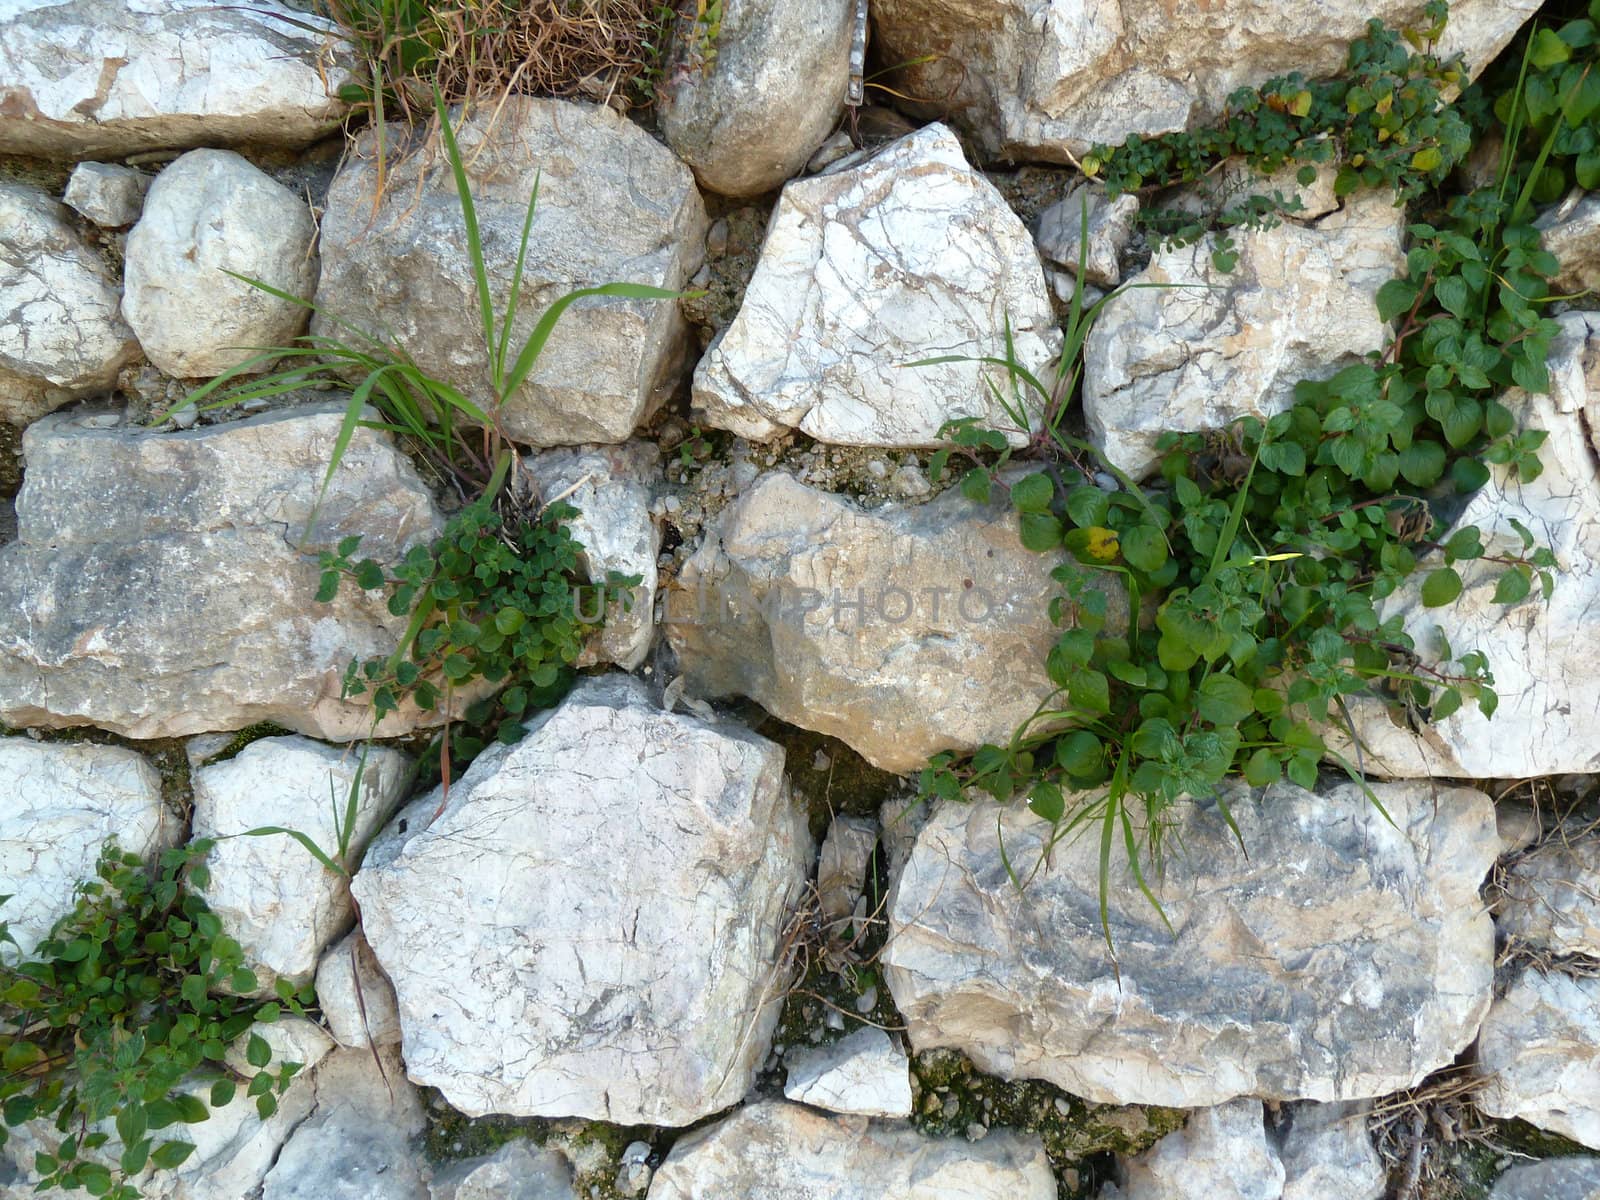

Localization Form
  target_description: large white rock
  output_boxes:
[647,1100,1057,1199]
[0,406,446,740]
[1338,311,1600,777]
[192,737,411,994]
[0,0,351,157]
[1475,968,1600,1150]
[525,443,660,671]
[666,470,1114,775]
[351,674,811,1126]
[884,780,1498,1108]
[870,0,1535,162]
[0,181,138,425]
[315,928,404,1051]
[659,0,853,196]
[313,98,705,447]
[692,124,1059,446]
[1537,190,1600,297]
[1119,1101,1285,1200]
[1083,191,1404,479]
[123,149,318,378]
[0,738,172,956]
[1498,833,1600,959]
[782,1026,914,1118]
[1491,1157,1600,1200]
[1035,185,1139,288]
[430,1143,576,1200]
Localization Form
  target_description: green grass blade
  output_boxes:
[501,283,678,400]
[237,827,344,876]
[434,89,496,385]
[496,170,541,388]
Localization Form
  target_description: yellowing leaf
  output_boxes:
[1085,527,1120,561]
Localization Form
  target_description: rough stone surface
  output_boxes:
[430,1143,577,1200]
[314,98,705,447]
[1119,1101,1285,1200]
[667,470,1114,774]
[0,181,138,425]
[817,814,878,923]
[1498,834,1600,959]
[1538,190,1600,297]
[0,406,445,740]
[225,1016,335,1080]
[1035,185,1139,288]
[647,1100,1057,1199]
[260,1047,428,1200]
[315,928,404,1051]
[192,737,411,994]
[1278,1102,1385,1200]
[352,674,811,1125]
[1338,311,1600,777]
[1084,191,1404,479]
[870,0,1535,162]
[0,0,351,157]
[1490,1157,1600,1200]
[659,0,853,196]
[884,780,1498,1107]
[123,149,318,378]
[0,738,171,956]
[1475,967,1600,1150]
[782,1026,914,1118]
[525,443,660,670]
[692,125,1058,447]
[63,161,150,227]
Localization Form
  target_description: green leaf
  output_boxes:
[1492,568,1532,605]
[1195,674,1254,725]
[960,469,992,504]
[1010,473,1054,514]
[1243,748,1281,787]
[246,1033,271,1069]
[1375,278,1418,323]
[172,1095,210,1124]
[1433,275,1471,318]
[1120,524,1168,573]
[1398,441,1446,487]
[150,1141,197,1170]
[1018,512,1064,553]
[1055,731,1105,777]
[210,1079,237,1108]
[1420,567,1464,608]
[1531,27,1574,68]
[1028,782,1065,824]
[1069,669,1111,715]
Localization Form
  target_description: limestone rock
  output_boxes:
[1278,1102,1385,1200]
[1083,191,1404,479]
[351,675,811,1125]
[692,124,1058,446]
[1337,311,1600,777]
[225,1016,335,1080]
[1490,1157,1600,1200]
[659,0,853,196]
[1035,185,1139,288]
[315,928,404,1051]
[525,443,660,670]
[782,1026,913,1118]
[1498,833,1600,959]
[870,0,1535,162]
[314,98,705,447]
[1538,190,1600,297]
[1475,967,1600,1150]
[0,406,445,740]
[647,1100,1056,1199]
[817,814,879,923]
[430,1143,577,1200]
[123,150,318,378]
[0,738,172,956]
[191,737,411,994]
[63,161,150,227]
[0,0,351,158]
[1119,1101,1285,1200]
[666,470,1112,774]
[884,780,1498,1107]
[0,181,138,425]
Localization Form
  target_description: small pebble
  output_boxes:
[1055,1097,1071,1115]
[807,130,856,173]
[705,218,729,259]
[812,749,832,771]
[866,459,888,479]
[891,465,931,498]
[824,1008,845,1031]
[855,987,877,1014]
[965,1123,988,1141]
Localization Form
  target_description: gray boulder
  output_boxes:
[659,0,853,197]
[313,98,705,447]
[0,0,351,157]
[1498,833,1600,959]
[884,780,1498,1107]
[1475,967,1600,1150]
[0,181,138,425]
[1491,1158,1600,1200]
[430,1143,576,1200]
[123,149,318,378]
[0,406,445,740]
[63,162,151,227]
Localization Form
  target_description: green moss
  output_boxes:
[1429,1119,1597,1200]
[0,421,21,501]
[189,722,297,768]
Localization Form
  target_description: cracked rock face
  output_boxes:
[870,0,1534,162]
[884,780,1498,1107]
[123,149,318,378]
[0,181,138,425]
[647,1100,1056,1199]
[692,124,1059,447]
[1336,311,1600,778]
[0,0,351,157]
[659,0,853,196]
[1475,967,1600,1150]
[192,737,411,995]
[1490,1157,1600,1200]
[0,406,444,740]
[781,1026,914,1118]
[666,470,1111,775]
[1497,832,1600,960]
[1084,190,1405,480]
[351,674,811,1126]
[314,98,706,447]
[0,738,173,956]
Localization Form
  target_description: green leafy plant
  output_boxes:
[1,844,309,1199]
